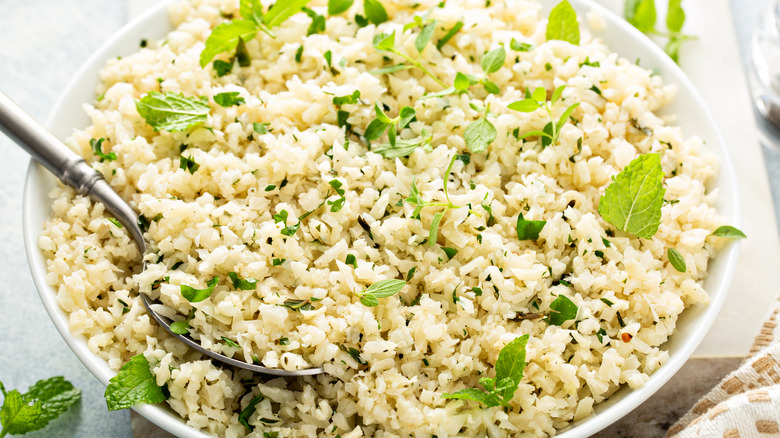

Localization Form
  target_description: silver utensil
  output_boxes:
[0,90,324,377]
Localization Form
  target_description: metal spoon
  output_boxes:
[0,90,324,377]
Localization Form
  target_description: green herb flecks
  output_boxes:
[179,155,200,174]
[441,334,529,407]
[104,354,167,411]
[0,376,81,437]
[136,92,210,132]
[228,272,258,290]
[214,91,245,107]
[90,138,116,162]
[355,279,406,307]
[238,393,264,431]
[508,85,579,148]
[598,153,665,239]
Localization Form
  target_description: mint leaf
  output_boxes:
[0,377,81,436]
[169,319,190,335]
[481,46,506,74]
[1,390,43,436]
[516,213,546,240]
[429,211,444,246]
[625,0,656,33]
[666,0,685,33]
[507,98,540,112]
[253,122,270,134]
[598,153,665,239]
[364,0,388,24]
[136,92,210,132]
[464,113,496,154]
[180,277,219,303]
[547,295,578,326]
[105,354,167,411]
[667,248,686,272]
[328,0,354,15]
[357,279,406,307]
[228,272,257,290]
[415,20,437,53]
[372,31,395,51]
[90,138,116,162]
[494,335,529,403]
[303,8,326,36]
[213,60,234,77]
[214,91,245,107]
[332,90,361,106]
[263,0,311,28]
[440,388,502,407]
[546,0,580,45]
[238,393,265,431]
[199,20,259,67]
[364,279,406,298]
[239,0,264,24]
[711,225,747,239]
[179,155,200,174]
[442,247,458,260]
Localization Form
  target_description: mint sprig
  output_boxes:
[598,153,665,239]
[0,377,81,437]
[547,295,578,326]
[135,92,210,132]
[624,0,693,63]
[442,335,530,407]
[508,85,579,147]
[105,354,168,411]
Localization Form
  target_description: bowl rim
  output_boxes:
[21,0,741,437]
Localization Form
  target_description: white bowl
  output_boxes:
[22,1,741,437]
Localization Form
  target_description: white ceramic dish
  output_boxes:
[22,1,741,436]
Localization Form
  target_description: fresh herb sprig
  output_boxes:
[104,354,168,411]
[441,335,530,407]
[370,31,447,88]
[546,0,580,45]
[464,104,497,154]
[624,0,693,63]
[547,295,578,326]
[508,85,579,148]
[200,0,312,67]
[0,377,81,437]
[135,92,210,132]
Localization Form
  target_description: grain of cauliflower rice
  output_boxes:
[39,0,729,436]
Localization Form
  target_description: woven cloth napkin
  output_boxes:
[667,297,780,437]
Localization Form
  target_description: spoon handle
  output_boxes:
[0,90,145,252]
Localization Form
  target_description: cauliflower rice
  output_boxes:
[39,0,729,436]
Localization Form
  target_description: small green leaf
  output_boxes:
[711,225,747,239]
[481,46,506,74]
[364,279,406,298]
[228,272,258,290]
[1,390,43,435]
[136,92,210,132]
[104,354,167,411]
[454,72,471,90]
[213,60,234,77]
[398,106,416,129]
[332,90,361,106]
[666,0,685,33]
[263,0,312,28]
[551,85,565,105]
[359,294,379,307]
[547,295,578,326]
[516,213,546,240]
[415,20,437,53]
[464,114,496,154]
[440,388,503,407]
[302,8,326,36]
[508,99,540,112]
[180,277,219,303]
[179,155,200,174]
[169,319,190,335]
[369,64,412,74]
[598,153,665,239]
[363,0,388,24]
[429,211,444,246]
[372,132,432,158]
[328,0,354,15]
[531,86,546,103]
[667,248,686,272]
[222,336,241,348]
[238,393,264,431]
[374,101,393,123]
[199,20,259,67]
[625,0,657,33]
[493,336,529,399]
[253,122,270,134]
[556,103,580,132]
[510,38,533,52]
[214,91,245,107]
[364,118,389,140]
[442,247,458,260]
[482,80,500,95]
[546,0,580,45]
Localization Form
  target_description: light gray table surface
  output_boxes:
[0,1,772,437]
